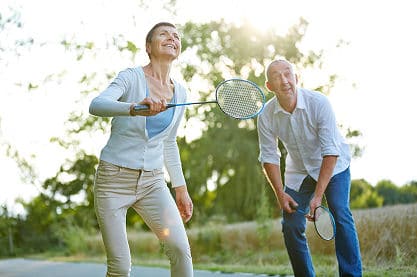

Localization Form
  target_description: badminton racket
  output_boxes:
[313,205,336,241]
[134,78,265,119]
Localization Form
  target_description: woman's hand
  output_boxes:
[130,97,167,116]
[174,185,193,223]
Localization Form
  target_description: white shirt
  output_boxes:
[257,88,351,191]
[89,67,187,187]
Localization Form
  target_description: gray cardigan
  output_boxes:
[89,67,187,187]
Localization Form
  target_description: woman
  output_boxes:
[89,22,194,277]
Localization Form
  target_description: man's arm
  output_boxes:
[306,155,337,220]
[262,162,298,213]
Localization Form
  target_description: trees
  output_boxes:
[32,19,329,225]
[375,180,417,206]
[1,0,416,256]
[350,179,383,209]
[349,179,417,209]
[0,3,366,253]
[176,19,324,222]
[7,18,357,224]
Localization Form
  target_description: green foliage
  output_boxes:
[0,152,100,254]
[0,7,34,55]
[2,14,404,256]
[42,153,97,204]
[400,181,417,202]
[178,116,267,222]
[255,187,273,249]
[350,179,417,209]
[375,180,401,205]
[15,194,64,252]
[350,179,383,209]
[58,225,91,255]
[0,206,16,257]
[345,127,364,158]
[176,19,326,222]
[179,19,313,85]
[376,179,417,205]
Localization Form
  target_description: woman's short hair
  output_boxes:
[145,22,177,44]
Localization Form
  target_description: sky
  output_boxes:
[1,0,416,213]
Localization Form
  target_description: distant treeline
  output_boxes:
[350,179,417,209]
[1,177,416,257]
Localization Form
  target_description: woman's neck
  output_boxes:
[143,63,174,101]
[143,62,171,85]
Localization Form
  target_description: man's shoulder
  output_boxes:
[262,97,278,112]
[298,87,329,105]
[299,87,325,97]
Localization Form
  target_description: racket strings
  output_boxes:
[314,207,335,240]
[216,80,264,119]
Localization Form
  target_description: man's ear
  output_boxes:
[265,81,272,92]
[295,74,299,84]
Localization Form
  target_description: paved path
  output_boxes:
[0,258,284,277]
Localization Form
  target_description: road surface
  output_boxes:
[0,258,286,277]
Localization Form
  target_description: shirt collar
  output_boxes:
[296,88,306,110]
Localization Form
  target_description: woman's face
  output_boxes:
[146,25,181,60]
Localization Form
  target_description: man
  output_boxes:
[257,59,362,277]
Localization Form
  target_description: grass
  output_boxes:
[23,203,417,276]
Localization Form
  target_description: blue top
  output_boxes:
[146,87,176,138]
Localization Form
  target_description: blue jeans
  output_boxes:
[282,167,362,277]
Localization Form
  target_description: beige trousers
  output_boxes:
[94,160,193,277]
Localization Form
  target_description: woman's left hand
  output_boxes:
[174,185,193,223]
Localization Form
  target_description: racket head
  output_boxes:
[313,205,336,241]
[215,78,265,119]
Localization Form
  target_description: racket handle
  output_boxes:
[133,104,176,111]
[290,202,299,211]
[133,104,149,111]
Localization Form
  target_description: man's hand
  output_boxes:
[278,192,299,214]
[174,185,193,223]
[306,194,323,222]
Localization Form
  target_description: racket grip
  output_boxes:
[290,202,299,210]
[133,104,149,111]
[133,103,176,111]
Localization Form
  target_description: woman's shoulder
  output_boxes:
[118,66,144,78]
[111,67,145,89]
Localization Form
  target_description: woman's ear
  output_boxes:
[145,42,151,56]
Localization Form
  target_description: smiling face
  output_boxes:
[146,24,181,61]
[265,60,298,100]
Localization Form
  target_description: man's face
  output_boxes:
[266,61,298,99]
